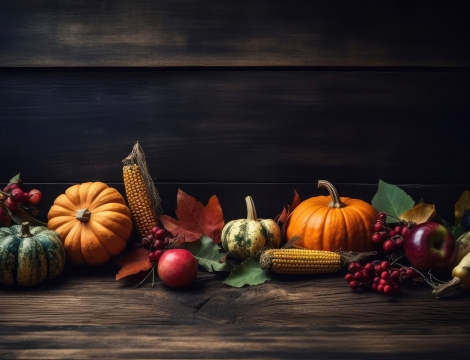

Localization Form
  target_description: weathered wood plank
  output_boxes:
[22,183,470,228]
[1,1,469,67]
[1,69,469,184]
[1,324,470,359]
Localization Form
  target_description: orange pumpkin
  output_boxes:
[286,180,377,252]
[47,182,133,265]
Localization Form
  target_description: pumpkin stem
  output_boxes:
[318,180,346,208]
[20,222,32,238]
[245,196,258,221]
[76,208,91,222]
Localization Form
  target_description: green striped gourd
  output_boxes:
[0,222,66,286]
[221,196,281,259]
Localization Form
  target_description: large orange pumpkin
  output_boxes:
[47,182,133,265]
[286,180,377,252]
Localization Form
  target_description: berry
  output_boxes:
[383,285,393,294]
[361,271,370,282]
[153,250,163,260]
[155,229,166,240]
[149,252,159,262]
[4,197,18,211]
[390,270,400,281]
[379,279,389,287]
[151,226,159,234]
[353,271,363,281]
[380,271,390,280]
[382,239,396,253]
[371,283,378,291]
[154,239,165,250]
[349,280,359,290]
[375,264,382,275]
[142,237,150,246]
[378,212,387,221]
[164,238,170,247]
[147,233,155,241]
[388,230,396,237]
[394,225,402,234]
[28,189,43,205]
[10,188,28,203]
[374,221,384,232]
[9,184,19,190]
[344,274,355,283]
[348,263,358,273]
[373,276,381,284]
[406,267,419,279]
[3,185,11,193]
[377,284,384,293]
[395,237,404,248]
[380,260,391,271]
[372,232,383,244]
[364,263,375,274]
[401,226,411,237]
[380,231,389,241]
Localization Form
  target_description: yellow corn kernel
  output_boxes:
[259,248,342,274]
[123,165,158,238]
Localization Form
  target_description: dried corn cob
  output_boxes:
[259,247,377,275]
[259,248,342,274]
[123,164,158,238]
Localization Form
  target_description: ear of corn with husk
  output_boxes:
[122,142,161,238]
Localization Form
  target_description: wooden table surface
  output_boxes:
[2,263,470,359]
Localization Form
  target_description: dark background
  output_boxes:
[1,0,469,226]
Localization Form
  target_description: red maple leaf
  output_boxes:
[275,189,301,242]
[114,248,153,280]
[160,189,224,244]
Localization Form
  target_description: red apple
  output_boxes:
[157,249,198,288]
[404,222,457,272]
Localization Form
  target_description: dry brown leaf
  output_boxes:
[455,190,470,226]
[114,248,153,280]
[400,203,436,224]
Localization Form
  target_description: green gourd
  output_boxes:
[221,196,281,259]
[0,222,66,286]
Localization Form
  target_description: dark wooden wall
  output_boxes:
[1,1,469,224]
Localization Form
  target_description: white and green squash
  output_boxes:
[0,222,66,286]
[221,196,281,259]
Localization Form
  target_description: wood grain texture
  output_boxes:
[1,269,470,359]
[1,1,469,67]
[2,324,470,359]
[1,69,470,184]
[27,183,470,230]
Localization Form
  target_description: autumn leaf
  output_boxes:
[160,189,224,244]
[115,248,153,280]
[275,189,301,241]
[455,190,470,226]
[400,203,436,224]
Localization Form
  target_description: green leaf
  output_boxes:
[8,173,21,185]
[179,235,234,272]
[223,258,272,288]
[371,180,415,219]
[451,224,467,239]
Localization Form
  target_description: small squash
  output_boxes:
[0,222,66,286]
[221,196,281,259]
[286,180,377,252]
[47,182,133,266]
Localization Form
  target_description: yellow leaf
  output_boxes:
[400,203,436,224]
[455,190,470,226]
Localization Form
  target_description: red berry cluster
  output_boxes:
[345,260,421,295]
[141,226,172,263]
[0,177,43,225]
[371,212,414,255]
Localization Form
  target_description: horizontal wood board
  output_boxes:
[1,270,470,359]
[1,1,469,67]
[20,183,470,229]
[1,69,469,184]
